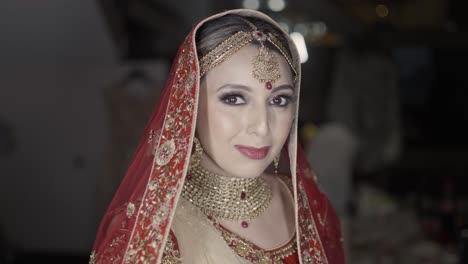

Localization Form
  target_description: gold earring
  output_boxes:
[190,137,203,169]
[274,156,279,176]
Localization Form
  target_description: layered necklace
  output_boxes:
[182,163,272,228]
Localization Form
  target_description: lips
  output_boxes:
[235,145,270,160]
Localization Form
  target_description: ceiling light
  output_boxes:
[242,0,260,10]
[267,0,286,12]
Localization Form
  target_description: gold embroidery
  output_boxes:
[259,257,273,264]
[148,130,156,143]
[124,38,196,262]
[235,240,252,257]
[155,139,176,166]
[184,72,195,92]
[161,232,182,264]
[89,251,96,264]
[153,203,170,224]
[147,129,162,157]
[161,256,179,264]
[126,203,135,218]
[297,182,328,264]
[211,220,296,264]
[148,179,159,191]
[302,252,313,264]
[318,201,329,227]
[164,117,175,131]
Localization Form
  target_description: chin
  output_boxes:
[226,163,269,179]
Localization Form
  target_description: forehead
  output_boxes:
[203,44,294,90]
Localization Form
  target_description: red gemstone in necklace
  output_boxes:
[241,221,249,228]
[240,191,247,200]
[265,81,272,90]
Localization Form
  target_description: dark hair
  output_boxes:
[195,14,293,64]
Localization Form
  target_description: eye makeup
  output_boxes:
[216,83,296,107]
[219,92,247,105]
[271,94,292,107]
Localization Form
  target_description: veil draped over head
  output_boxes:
[90,9,344,264]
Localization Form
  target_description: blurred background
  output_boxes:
[0,0,467,263]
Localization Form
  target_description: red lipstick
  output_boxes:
[235,145,270,160]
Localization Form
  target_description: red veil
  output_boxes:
[90,9,344,264]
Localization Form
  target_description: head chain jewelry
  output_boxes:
[199,18,297,90]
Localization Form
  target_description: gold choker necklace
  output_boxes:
[182,164,272,225]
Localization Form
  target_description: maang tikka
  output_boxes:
[199,18,297,90]
[250,24,281,90]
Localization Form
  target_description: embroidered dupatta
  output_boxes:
[90,9,344,264]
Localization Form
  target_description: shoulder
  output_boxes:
[162,229,182,264]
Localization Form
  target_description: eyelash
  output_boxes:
[220,93,246,105]
[271,94,293,107]
[219,93,294,107]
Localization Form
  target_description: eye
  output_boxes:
[220,94,246,105]
[270,95,292,107]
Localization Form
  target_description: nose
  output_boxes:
[246,103,269,137]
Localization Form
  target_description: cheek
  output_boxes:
[272,108,295,143]
[196,92,208,136]
[207,103,243,140]
[197,96,244,151]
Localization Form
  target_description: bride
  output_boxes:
[90,9,344,264]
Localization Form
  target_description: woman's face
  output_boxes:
[197,44,296,178]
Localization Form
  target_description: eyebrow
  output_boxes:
[217,83,294,93]
[271,84,294,93]
[217,83,251,92]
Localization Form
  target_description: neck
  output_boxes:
[199,152,262,179]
